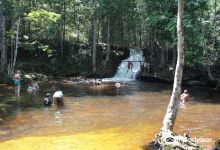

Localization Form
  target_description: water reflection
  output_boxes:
[54,110,63,126]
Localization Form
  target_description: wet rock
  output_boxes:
[23,73,48,81]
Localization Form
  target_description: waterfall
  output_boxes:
[108,49,144,81]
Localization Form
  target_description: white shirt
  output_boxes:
[53,91,63,98]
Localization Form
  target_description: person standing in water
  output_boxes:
[180,90,189,104]
[13,70,21,97]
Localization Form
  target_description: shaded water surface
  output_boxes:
[0,82,219,149]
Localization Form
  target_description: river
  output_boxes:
[0,81,219,150]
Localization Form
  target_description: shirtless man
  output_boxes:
[180,90,189,104]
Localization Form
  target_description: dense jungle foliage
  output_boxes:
[0,0,220,82]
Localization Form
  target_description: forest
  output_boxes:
[0,0,219,85]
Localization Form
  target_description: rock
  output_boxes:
[23,73,48,81]
[24,74,32,79]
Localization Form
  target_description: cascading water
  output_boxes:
[111,49,144,81]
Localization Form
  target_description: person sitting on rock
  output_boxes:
[43,93,52,106]
[52,91,64,106]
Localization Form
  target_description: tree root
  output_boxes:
[145,129,201,150]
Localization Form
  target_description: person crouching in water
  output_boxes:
[27,80,39,95]
[52,91,64,106]
[43,93,52,106]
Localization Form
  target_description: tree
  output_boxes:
[152,0,200,149]
[0,0,6,73]
[91,0,97,73]
[162,0,185,131]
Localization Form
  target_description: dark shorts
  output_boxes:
[14,80,21,86]
[55,98,64,106]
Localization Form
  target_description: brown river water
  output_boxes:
[0,81,219,150]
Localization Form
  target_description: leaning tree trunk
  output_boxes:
[162,0,185,131]
[0,0,6,73]
[151,0,200,149]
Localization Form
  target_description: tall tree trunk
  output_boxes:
[200,5,215,81]
[207,66,214,81]
[105,16,110,65]
[172,46,177,75]
[0,0,6,73]
[133,27,137,47]
[165,43,169,62]
[77,17,80,43]
[60,2,66,59]
[160,46,165,67]
[12,19,21,75]
[122,22,126,47]
[162,0,184,131]
[139,24,142,48]
[60,26,64,59]
[96,19,100,45]
[8,19,21,77]
[92,8,97,72]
